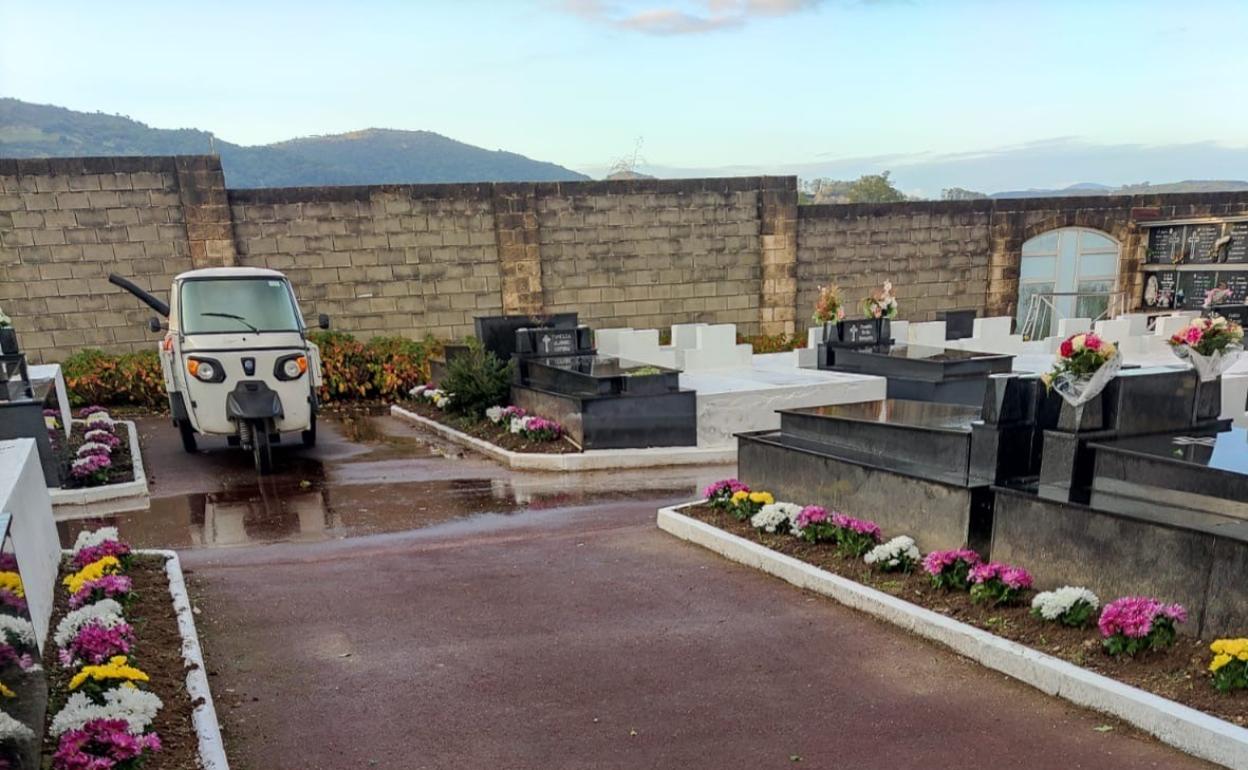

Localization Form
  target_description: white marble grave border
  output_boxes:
[392,405,735,471]
[49,419,150,519]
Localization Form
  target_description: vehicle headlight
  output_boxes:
[187,357,225,383]
[275,354,308,381]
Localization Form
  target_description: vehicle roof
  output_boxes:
[174,267,289,281]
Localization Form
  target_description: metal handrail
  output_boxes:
[1020,290,1127,341]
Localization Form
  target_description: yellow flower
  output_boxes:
[63,556,121,596]
[68,655,149,692]
[1070,334,1087,352]
[0,682,13,699]
[1211,638,1248,657]
[1101,342,1117,359]
[1210,653,1233,672]
[748,491,774,506]
[730,490,750,504]
[0,572,24,599]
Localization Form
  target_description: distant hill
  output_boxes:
[0,98,590,187]
[991,180,1248,199]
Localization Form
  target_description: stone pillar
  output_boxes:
[492,184,543,317]
[758,176,798,336]
[986,208,1023,318]
[175,156,236,268]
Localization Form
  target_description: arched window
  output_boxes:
[1016,227,1120,337]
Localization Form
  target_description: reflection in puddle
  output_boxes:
[57,476,702,550]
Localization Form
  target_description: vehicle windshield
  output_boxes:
[179,278,302,334]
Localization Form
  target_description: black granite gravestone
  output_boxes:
[938,309,977,340]
[473,313,578,362]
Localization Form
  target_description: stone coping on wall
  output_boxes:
[227,174,796,205]
[0,154,223,176]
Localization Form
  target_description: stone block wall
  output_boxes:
[9,154,1248,363]
[797,201,992,328]
[535,177,771,335]
[0,157,209,359]
[229,184,501,341]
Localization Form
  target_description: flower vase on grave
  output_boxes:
[0,327,16,356]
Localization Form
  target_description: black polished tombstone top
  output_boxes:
[767,399,983,486]
[473,313,578,361]
[523,355,681,397]
[1090,426,1248,521]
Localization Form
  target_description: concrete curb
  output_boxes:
[657,504,1248,770]
[391,405,736,471]
[50,420,150,519]
[139,549,230,770]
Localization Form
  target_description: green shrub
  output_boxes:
[62,349,165,408]
[441,340,513,418]
[308,331,437,402]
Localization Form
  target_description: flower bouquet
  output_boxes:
[1202,286,1233,309]
[812,283,846,343]
[1167,315,1244,382]
[860,281,898,320]
[1040,332,1122,411]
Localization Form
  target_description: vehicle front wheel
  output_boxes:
[251,420,273,475]
[178,420,198,453]
[301,413,317,448]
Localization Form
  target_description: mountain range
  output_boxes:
[5,99,1248,199]
[0,98,589,187]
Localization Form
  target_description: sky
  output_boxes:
[3,0,1248,189]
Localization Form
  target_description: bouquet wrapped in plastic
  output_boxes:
[1041,332,1122,409]
[1168,316,1245,382]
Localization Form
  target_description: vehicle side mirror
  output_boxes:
[148,317,164,333]
[318,313,331,330]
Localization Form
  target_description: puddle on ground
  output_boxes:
[76,411,721,549]
[57,475,706,550]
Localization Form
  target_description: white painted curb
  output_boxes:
[657,504,1248,770]
[140,549,229,770]
[391,405,736,471]
[50,420,150,518]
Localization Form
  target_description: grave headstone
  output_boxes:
[473,313,578,362]
[938,310,977,340]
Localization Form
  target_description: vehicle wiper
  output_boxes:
[201,312,260,333]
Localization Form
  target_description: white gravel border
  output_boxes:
[139,549,229,770]
[50,420,150,519]
[391,405,735,470]
[657,503,1248,770]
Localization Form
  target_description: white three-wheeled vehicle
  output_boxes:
[110,267,327,474]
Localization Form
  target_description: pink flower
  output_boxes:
[63,619,134,665]
[795,505,829,528]
[68,574,133,609]
[72,540,131,570]
[1059,338,1073,357]
[703,479,749,500]
[830,513,882,540]
[1098,596,1187,639]
[1184,326,1204,345]
[922,548,980,576]
[53,718,161,769]
[968,561,1031,588]
[1083,334,1102,351]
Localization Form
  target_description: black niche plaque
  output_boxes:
[1178,271,1218,309]
[1148,226,1182,264]
[1227,223,1248,264]
[1188,224,1221,264]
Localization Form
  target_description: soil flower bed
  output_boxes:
[42,530,198,769]
[53,408,135,490]
[681,499,1248,726]
[402,398,580,455]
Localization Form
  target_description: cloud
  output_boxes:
[562,0,822,35]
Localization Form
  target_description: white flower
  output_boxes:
[53,599,126,648]
[45,416,60,431]
[85,413,113,427]
[749,502,803,534]
[0,615,35,648]
[510,416,527,434]
[72,527,120,554]
[0,710,34,743]
[76,441,112,457]
[50,688,163,736]
[1031,586,1099,621]
[409,384,428,398]
[864,535,920,568]
[84,429,113,443]
[485,406,504,425]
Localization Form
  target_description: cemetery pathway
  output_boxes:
[78,414,1218,770]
